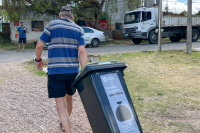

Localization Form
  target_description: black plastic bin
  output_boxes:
[72,61,143,133]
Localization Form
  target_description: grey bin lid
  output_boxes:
[71,60,127,88]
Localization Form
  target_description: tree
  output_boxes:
[195,11,200,15]
[2,0,107,29]
[2,0,142,29]
[179,11,187,16]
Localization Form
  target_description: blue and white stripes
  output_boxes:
[40,18,85,75]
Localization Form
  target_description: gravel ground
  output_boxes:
[0,62,92,133]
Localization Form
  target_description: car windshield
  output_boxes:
[124,11,141,24]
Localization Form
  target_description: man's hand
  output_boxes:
[36,61,44,70]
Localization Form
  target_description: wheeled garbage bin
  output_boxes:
[72,61,143,133]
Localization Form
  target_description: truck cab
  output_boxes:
[123,7,158,44]
[123,7,200,44]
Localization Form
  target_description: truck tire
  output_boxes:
[148,30,158,44]
[192,29,199,42]
[169,37,182,42]
[132,39,142,44]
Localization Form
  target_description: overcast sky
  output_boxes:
[163,0,200,14]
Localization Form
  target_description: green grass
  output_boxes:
[168,122,191,127]
[25,59,48,77]
[0,43,35,51]
[102,40,129,45]
[0,78,5,84]
[98,50,200,132]
[113,40,126,45]
[142,40,149,43]
[101,41,109,45]
[24,50,200,132]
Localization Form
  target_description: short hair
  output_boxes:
[59,11,73,19]
[60,6,73,13]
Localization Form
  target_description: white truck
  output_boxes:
[123,7,200,44]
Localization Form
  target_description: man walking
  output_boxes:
[35,6,87,133]
[17,22,28,52]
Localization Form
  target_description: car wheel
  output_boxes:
[91,39,100,47]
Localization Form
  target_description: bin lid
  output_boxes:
[71,60,127,88]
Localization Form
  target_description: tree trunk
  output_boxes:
[95,0,105,29]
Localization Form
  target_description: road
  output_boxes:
[0,41,200,63]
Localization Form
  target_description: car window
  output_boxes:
[82,28,94,33]
[82,28,88,33]
[88,29,94,33]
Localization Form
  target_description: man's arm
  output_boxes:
[36,40,45,70]
[36,40,45,60]
[78,46,87,68]
[17,31,19,38]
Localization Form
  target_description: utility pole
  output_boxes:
[186,0,192,54]
[158,0,162,52]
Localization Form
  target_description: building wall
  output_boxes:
[144,0,159,7]
[102,0,145,30]
[103,0,128,25]
[10,13,57,44]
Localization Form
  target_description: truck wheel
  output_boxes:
[169,37,182,42]
[148,30,158,44]
[192,29,199,42]
[91,39,100,47]
[132,39,142,44]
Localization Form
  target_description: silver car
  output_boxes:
[81,27,106,47]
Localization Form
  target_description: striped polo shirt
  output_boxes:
[40,17,85,75]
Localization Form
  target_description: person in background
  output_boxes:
[35,6,87,133]
[17,22,28,52]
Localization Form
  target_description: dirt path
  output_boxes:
[0,62,92,133]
